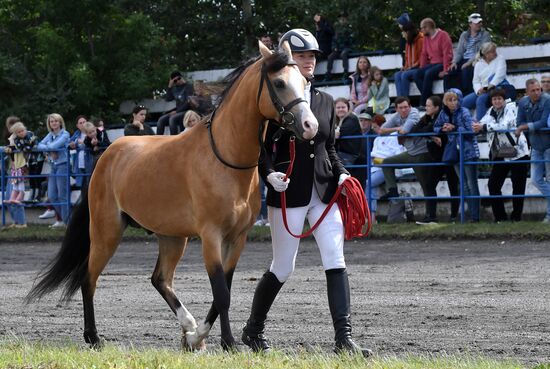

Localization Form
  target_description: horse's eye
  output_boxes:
[274,80,285,89]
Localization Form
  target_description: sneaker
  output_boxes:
[49,221,66,229]
[39,209,56,219]
[416,217,438,225]
[14,224,27,229]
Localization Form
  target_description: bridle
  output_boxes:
[206,62,307,170]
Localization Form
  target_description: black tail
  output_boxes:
[26,188,91,303]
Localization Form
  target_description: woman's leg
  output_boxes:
[487,159,509,221]
[510,158,529,221]
[54,163,69,223]
[445,165,460,219]
[465,162,480,221]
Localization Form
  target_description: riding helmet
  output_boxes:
[278,29,321,53]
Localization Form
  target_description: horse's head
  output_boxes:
[257,41,319,140]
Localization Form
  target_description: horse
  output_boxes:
[26,41,319,351]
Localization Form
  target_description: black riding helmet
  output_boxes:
[278,28,321,53]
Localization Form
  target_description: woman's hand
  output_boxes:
[472,122,483,133]
[267,172,290,192]
[442,123,455,132]
[431,136,442,146]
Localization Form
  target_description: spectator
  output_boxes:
[182,110,201,130]
[325,12,354,81]
[413,18,453,108]
[541,74,550,95]
[259,34,274,50]
[515,78,550,223]
[444,13,491,95]
[410,96,460,224]
[379,97,432,202]
[188,80,214,117]
[156,71,194,135]
[365,66,390,114]
[4,122,36,206]
[462,42,516,121]
[394,22,424,98]
[349,56,372,114]
[124,105,155,136]
[313,13,334,59]
[69,115,92,189]
[334,98,362,169]
[396,12,412,67]
[91,117,105,131]
[37,113,71,228]
[83,121,110,160]
[473,88,530,222]
[434,89,480,222]
[354,112,379,192]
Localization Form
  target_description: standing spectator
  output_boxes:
[5,122,36,205]
[410,96,460,224]
[313,13,334,59]
[325,12,354,81]
[365,67,390,114]
[353,112,379,192]
[413,18,453,108]
[394,22,424,98]
[379,97,432,201]
[444,13,491,95]
[37,113,71,227]
[156,71,194,135]
[473,88,530,222]
[462,42,516,121]
[541,74,550,95]
[69,115,92,189]
[349,56,372,114]
[124,106,155,136]
[434,89,480,222]
[83,121,110,160]
[259,34,274,50]
[515,79,550,223]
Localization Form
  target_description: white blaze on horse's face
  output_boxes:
[285,63,318,140]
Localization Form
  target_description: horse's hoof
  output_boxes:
[181,331,206,351]
[221,338,238,352]
[84,332,104,350]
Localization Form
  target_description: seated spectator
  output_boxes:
[413,18,453,108]
[188,80,214,117]
[434,89,480,222]
[462,42,516,121]
[473,88,530,222]
[37,113,71,227]
[183,110,201,130]
[444,13,491,95]
[83,121,110,160]
[325,12,354,80]
[365,67,390,114]
[396,12,412,67]
[124,106,155,136]
[409,96,459,224]
[349,56,372,114]
[69,115,92,189]
[541,74,550,95]
[156,71,194,135]
[379,97,432,202]
[353,112,378,191]
[313,13,334,60]
[515,78,550,223]
[394,22,424,98]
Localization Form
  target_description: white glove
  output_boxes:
[338,173,350,186]
[267,172,290,192]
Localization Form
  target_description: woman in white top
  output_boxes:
[462,42,516,120]
[472,88,530,222]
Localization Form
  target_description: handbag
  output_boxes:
[442,139,459,164]
[490,132,518,159]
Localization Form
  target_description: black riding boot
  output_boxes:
[326,268,373,358]
[242,271,284,352]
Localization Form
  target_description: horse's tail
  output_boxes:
[26,188,91,303]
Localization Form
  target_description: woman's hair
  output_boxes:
[402,23,419,44]
[83,122,96,132]
[334,97,350,110]
[475,42,497,64]
[75,115,87,123]
[132,105,147,115]
[443,91,459,105]
[489,87,507,100]
[46,113,66,132]
[183,110,201,129]
[354,56,371,74]
[9,121,26,134]
[427,95,442,109]
[370,66,383,80]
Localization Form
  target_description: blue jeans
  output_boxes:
[5,182,26,225]
[394,68,418,97]
[48,162,69,223]
[366,169,385,213]
[413,64,443,106]
[454,161,480,221]
[157,111,186,135]
[443,59,474,95]
[531,148,550,218]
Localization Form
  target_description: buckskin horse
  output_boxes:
[26,41,319,351]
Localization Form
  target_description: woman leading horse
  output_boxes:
[26,41,318,351]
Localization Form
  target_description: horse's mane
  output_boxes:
[216,50,291,106]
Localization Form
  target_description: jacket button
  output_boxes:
[310,140,314,145]
[309,153,315,158]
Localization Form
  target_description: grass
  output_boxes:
[0,339,529,369]
[1,221,549,244]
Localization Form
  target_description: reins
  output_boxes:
[280,138,372,240]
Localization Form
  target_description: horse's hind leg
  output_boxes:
[151,235,202,350]
[82,215,125,347]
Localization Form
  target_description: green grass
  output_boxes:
[1,221,548,244]
[0,339,528,369]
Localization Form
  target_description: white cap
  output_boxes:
[468,13,482,24]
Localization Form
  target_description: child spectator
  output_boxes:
[365,67,390,114]
[4,122,36,204]
[83,122,110,158]
[69,115,92,189]
[183,110,201,130]
[349,56,372,114]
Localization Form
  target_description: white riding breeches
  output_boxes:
[268,187,346,282]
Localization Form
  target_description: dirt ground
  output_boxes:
[1,238,549,366]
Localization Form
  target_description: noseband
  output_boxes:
[206,62,307,170]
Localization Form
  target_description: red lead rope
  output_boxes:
[280,138,372,240]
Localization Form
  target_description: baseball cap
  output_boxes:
[396,12,410,26]
[468,13,482,24]
[358,112,373,120]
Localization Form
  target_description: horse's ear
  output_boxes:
[280,41,293,59]
[259,41,272,59]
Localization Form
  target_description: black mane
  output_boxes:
[216,50,291,105]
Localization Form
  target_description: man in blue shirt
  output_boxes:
[516,78,550,223]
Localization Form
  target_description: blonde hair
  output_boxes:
[83,122,96,132]
[183,110,201,129]
[475,41,497,64]
[443,91,458,105]
[9,122,26,134]
[46,113,66,132]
